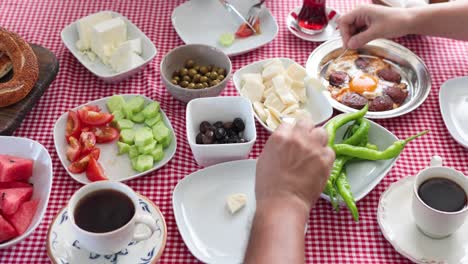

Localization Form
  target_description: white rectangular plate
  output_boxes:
[53,94,177,184]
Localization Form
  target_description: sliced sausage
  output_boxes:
[369,95,394,111]
[384,83,408,104]
[341,92,369,109]
[354,57,370,70]
[377,68,401,83]
[329,71,348,87]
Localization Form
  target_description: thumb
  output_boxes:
[347,28,379,49]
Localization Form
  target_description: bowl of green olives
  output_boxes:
[161,44,232,103]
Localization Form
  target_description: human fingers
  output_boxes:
[347,27,379,49]
[294,119,315,134]
[309,127,328,147]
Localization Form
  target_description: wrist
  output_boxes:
[402,7,422,35]
[256,195,310,223]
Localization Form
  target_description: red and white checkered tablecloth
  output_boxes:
[1,0,468,263]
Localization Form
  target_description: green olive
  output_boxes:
[185,59,195,68]
[202,82,209,88]
[195,83,204,89]
[205,72,211,79]
[217,68,226,76]
[210,71,218,80]
[212,66,219,73]
[172,71,179,78]
[217,74,225,81]
[210,79,220,86]
[173,76,181,82]
[200,76,209,83]
[188,69,197,77]
[193,65,200,71]
[183,75,191,82]
[200,66,208,74]
[180,81,189,88]
[180,68,189,76]
[188,82,196,89]
[207,65,214,71]
[171,79,178,85]
[193,74,201,83]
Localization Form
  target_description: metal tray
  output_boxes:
[305,38,431,119]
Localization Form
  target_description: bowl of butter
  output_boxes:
[61,11,157,83]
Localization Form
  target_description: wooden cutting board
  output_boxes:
[0,44,59,135]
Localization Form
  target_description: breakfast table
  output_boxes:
[1,0,468,263]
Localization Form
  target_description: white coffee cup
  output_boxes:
[68,181,158,254]
[412,156,468,239]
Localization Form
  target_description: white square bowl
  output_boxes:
[61,11,157,83]
[186,97,256,167]
[0,136,53,249]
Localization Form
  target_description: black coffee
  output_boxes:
[418,178,467,212]
[74,189,135,233]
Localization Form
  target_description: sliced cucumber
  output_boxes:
[117,142,131,155]
[115,119,134,130]
[120,129,135,145]
[123,103,133,119]
[151,144,165,162]
[135,155,154,172]
[127,96,145,113]
[112,110,125,121]
[219,33,235,47]
[129,145,139,158]
[107,95,126,113]
[144,113,161,127]
[160,135,172,148]
[131,157,138,170]
[152,122,170,142]
[131,111,145,123]
[137,140,157,155]
[142,101,160,119]
[134,127,154,147]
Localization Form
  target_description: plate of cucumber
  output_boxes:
[53,94,177,184]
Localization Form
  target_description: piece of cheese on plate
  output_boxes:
[253,101,268,122]
[90,17,127,64]
[241,73,263,86]
[263,87,274,101]
[263,58,283,69]
[267,106,282,121]
[262,64,285,82]
[110,44,144,72]
[286,63,307,82]
[265,109,281,130]
[282,104,300,115]
[286,109,312,122]
[272,75,298,105]
[226,193,247,214]
[241,79,265,102]
[119,38,142,55]
[76,11,113,51]
[291,80,307,103]
[264,93,286,113]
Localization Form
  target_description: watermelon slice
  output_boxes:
[6,199,39,235]
[0,214,17,242]
[0,155,34,182]
[0,182,32,190]
[0,187,33,215]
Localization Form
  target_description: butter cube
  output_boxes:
[76,11,113,51]
[264,93,286,113]
[90,17,127,64]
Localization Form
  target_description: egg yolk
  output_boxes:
[350,74,378,94]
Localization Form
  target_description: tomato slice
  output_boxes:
[66,111,81,141]
[82,105,101,112]
[253,19,261,33]
[78,108,113,126]
[68,154,91,174]
[86,157,108,182]
[80,131,96,155]
[89,148,100,160]
[91,126,120,143]
[235,20,260,38]
[66,136,81,162]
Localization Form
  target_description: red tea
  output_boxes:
[297,0,328,34]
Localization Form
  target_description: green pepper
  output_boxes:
[333,130,428,160]
[366,143,378,150]
[325,105,369,147]
[342,118,370,146]
[336,170,359,222]
[324,155,352,210]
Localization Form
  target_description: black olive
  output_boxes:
[200,121,212,133]
[233,118,245,132]
[196,133,203,144]
[202,130,215,144]
[239,138,247,143]
[213,121,224,128]
[224,122,234,130]
[215,127,226,140]
[227,137,239,144]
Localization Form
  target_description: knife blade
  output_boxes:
[218,0,257,34]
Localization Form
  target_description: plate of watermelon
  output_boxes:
[0,136,53,249]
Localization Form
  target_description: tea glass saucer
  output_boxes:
[377,176,468,264]
[286,7,340,42]
[46,194,167,264]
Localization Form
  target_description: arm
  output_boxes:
[339,2,468,49]
[244,120,335,264]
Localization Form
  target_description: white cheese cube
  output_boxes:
[253,102,268,122]
[263,58,283,70]
[241,73,263,86]
[291,81,307,103]
[282,104,299,115]
[241,79,265,102]
[76,11,113,51]
[265,110,280,130]
[262,64,285,82]
[119,38,142,55]
[90,17,127,64]
[226,193,247,214]
[110,46,144,72]
[263,87,274,101]
[286,109,312,122]
[286,63,307,82]
[264,79,274,90]
[272,75,298,105]
[264,93,286,113]
[267,106,282,121]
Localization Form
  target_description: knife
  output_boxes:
[217,0,257,34]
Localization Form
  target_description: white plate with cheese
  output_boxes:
[61,11,157,83]
[173,159,256,263]
[233,58,333,133]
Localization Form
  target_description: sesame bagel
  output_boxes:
[0,52,12,79]
[0,28,38,107]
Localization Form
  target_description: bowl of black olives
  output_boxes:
[161,44,232,103]
[186,96,257,167]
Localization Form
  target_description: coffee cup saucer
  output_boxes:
[378,176,468,264]
[46,193,167,264]
[286,6,341,42]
